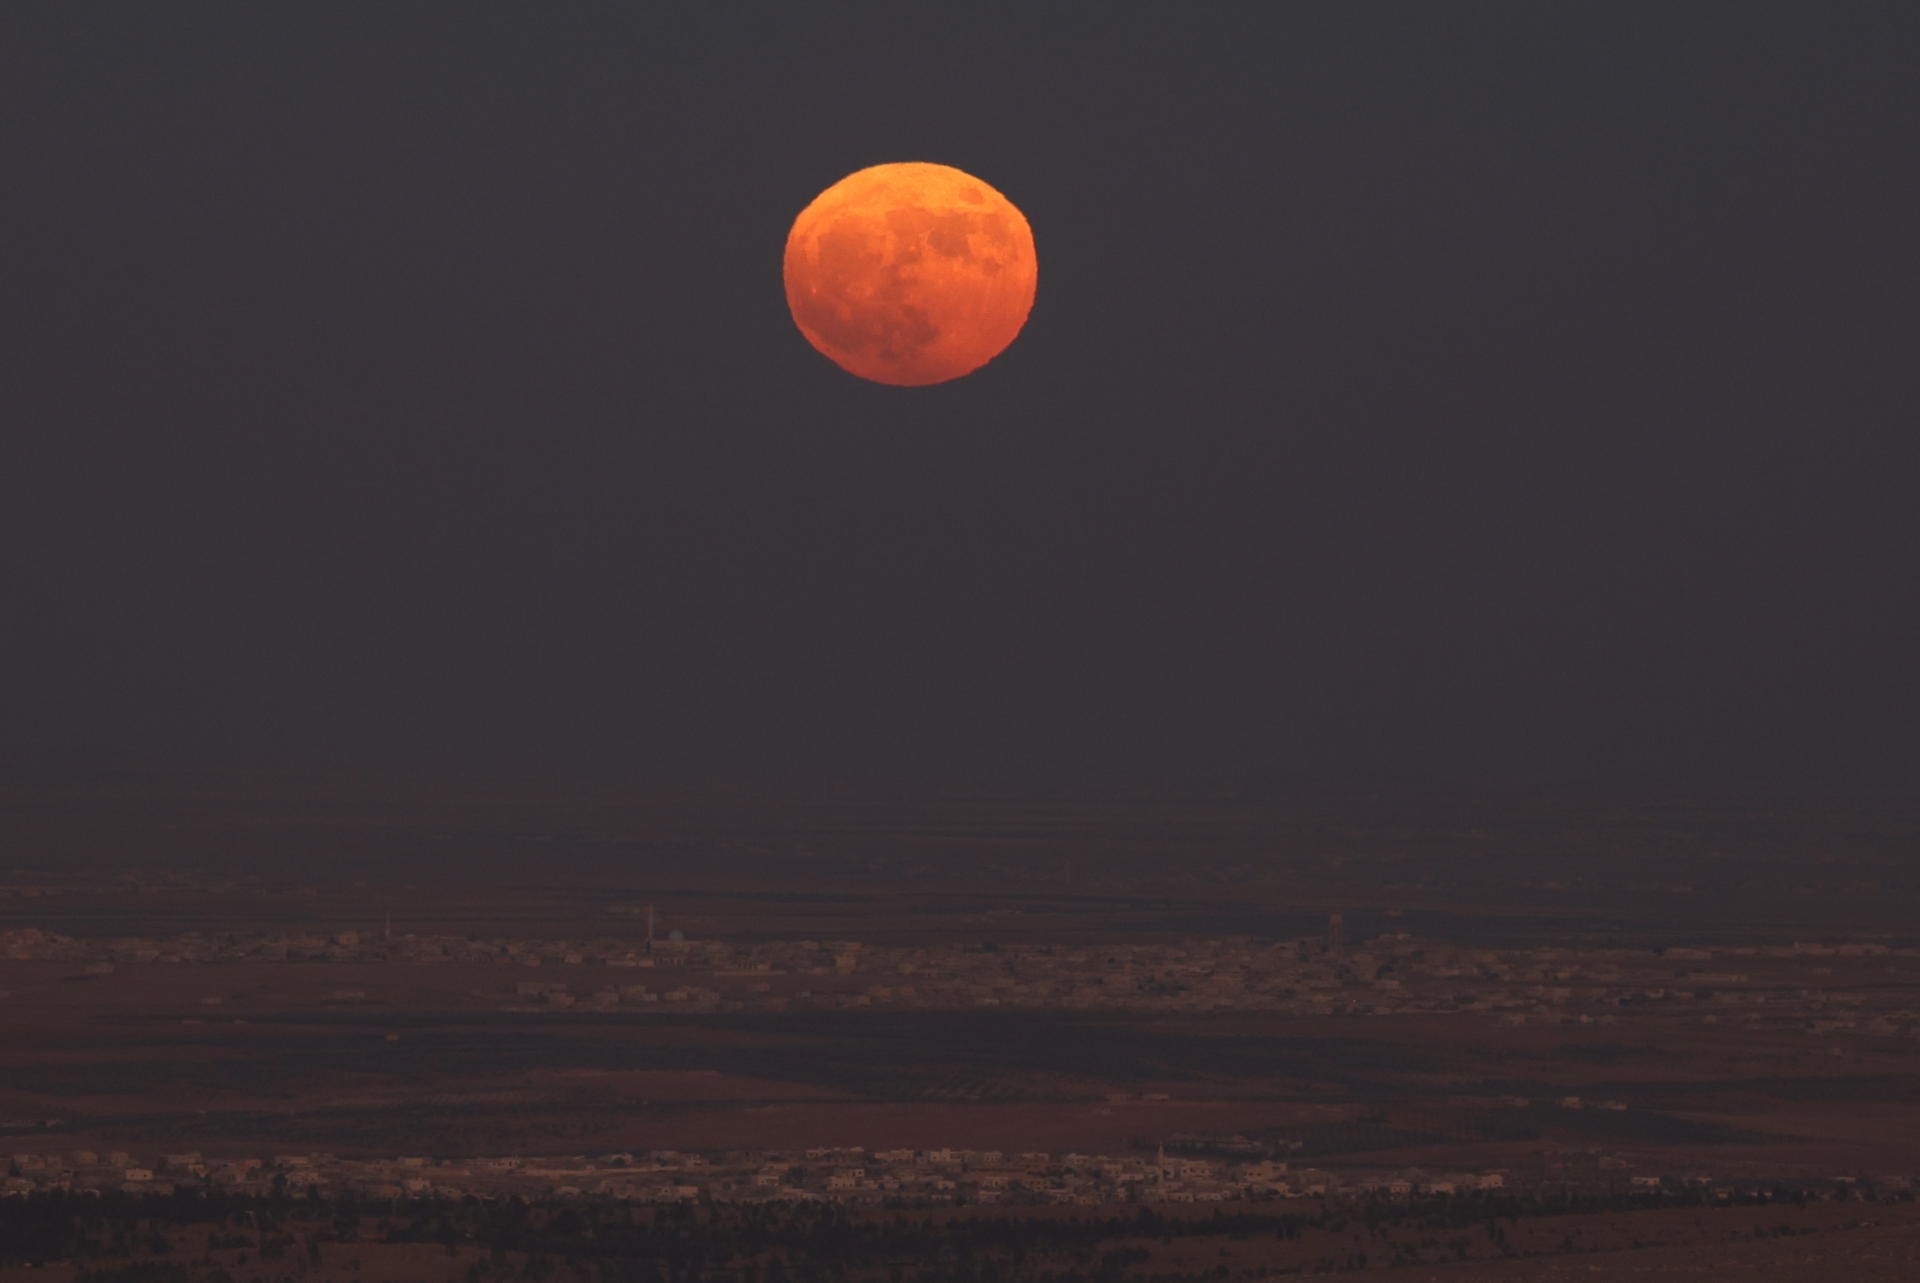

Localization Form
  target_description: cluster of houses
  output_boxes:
[6,925,1919,1037]
[10,1145,1901,1207]
[1,1145,1512,1206]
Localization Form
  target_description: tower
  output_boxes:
[1327,912,1345,960]
[645,904,656,953]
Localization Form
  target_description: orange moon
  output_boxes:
[784,162,1037,387]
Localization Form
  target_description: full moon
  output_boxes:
[784,162,1037,387]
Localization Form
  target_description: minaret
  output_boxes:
[1327,912,1345,960]
[645,904,656,954]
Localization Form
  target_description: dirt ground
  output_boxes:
[4,943,1919,1172]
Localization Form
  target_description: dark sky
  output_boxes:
[4,4,1917,799]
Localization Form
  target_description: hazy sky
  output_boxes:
[4,4,1916,797]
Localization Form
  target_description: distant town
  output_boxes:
[5,915,1917,1038]
[6,1143,1906,1208]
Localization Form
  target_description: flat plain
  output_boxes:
[4,783,1919,1278]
